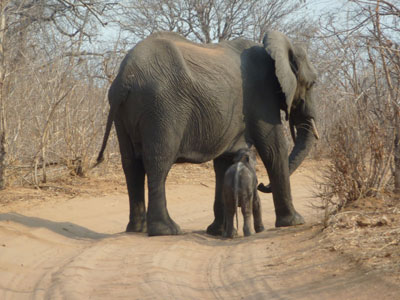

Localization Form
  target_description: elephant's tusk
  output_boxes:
[311,118,320,140]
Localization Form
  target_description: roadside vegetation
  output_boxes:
[313,1,399,214]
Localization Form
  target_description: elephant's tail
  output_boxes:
[93,80,128,168]
[234,163,243,233]
[93,105,114,168]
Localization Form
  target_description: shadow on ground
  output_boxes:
[0,213,112,240]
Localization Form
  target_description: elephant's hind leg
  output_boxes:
[145,163,182,236]
[222,188,237,238]
[241,196,253,237]
[124,158,147,233]
[253,192,265,233]
[141,126,182,236]
[115,120,147,233]
[146,159,181,236]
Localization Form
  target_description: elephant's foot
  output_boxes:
[254,224,265,233]
[243,227,253,237]
[147,218,182,236]
[206,220,224,236]
[126,218,147,233]
[222,228,237,239]
[275,211,305,227]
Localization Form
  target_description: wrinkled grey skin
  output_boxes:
[96,31,319,236]
[222,149,264,238]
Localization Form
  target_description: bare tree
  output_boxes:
[314,0,400,208]
[0,1,119,188]
[0,1,8,189]
[117,0,308,43]
[366,0,400,194]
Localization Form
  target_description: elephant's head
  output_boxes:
[263,31,319,176]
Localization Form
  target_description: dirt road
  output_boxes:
[0,163,399,299]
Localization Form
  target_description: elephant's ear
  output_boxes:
[263,31,297,116]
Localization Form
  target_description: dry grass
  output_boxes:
[319,196,400,284]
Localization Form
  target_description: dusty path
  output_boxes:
[0,164,399,299]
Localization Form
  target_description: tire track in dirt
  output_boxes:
[0,223,89,300]
[1,167,400,299]
[40,233,274,299]
[31,224,400,299]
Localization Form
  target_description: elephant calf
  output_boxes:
[222,149,264,238]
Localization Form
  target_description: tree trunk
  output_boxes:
[0,130,6,189]
[373,2,400,197]
[394,110,400,196]
[0,3,7,190]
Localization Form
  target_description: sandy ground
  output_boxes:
[0,162,399,299]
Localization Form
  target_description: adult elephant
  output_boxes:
[96,30,319,236]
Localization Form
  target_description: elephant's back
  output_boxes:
[122,34,242,90]
[116,37,190,92]
[224,163,255,194]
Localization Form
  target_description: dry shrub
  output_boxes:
[4,57,117,187]
[313,0,400,218]
[316,99,394,213]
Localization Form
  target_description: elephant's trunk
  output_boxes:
[258,117,319,194]
[288,117,319,175]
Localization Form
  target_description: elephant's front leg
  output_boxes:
[256,124,305,227]
[207,157,233,236]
